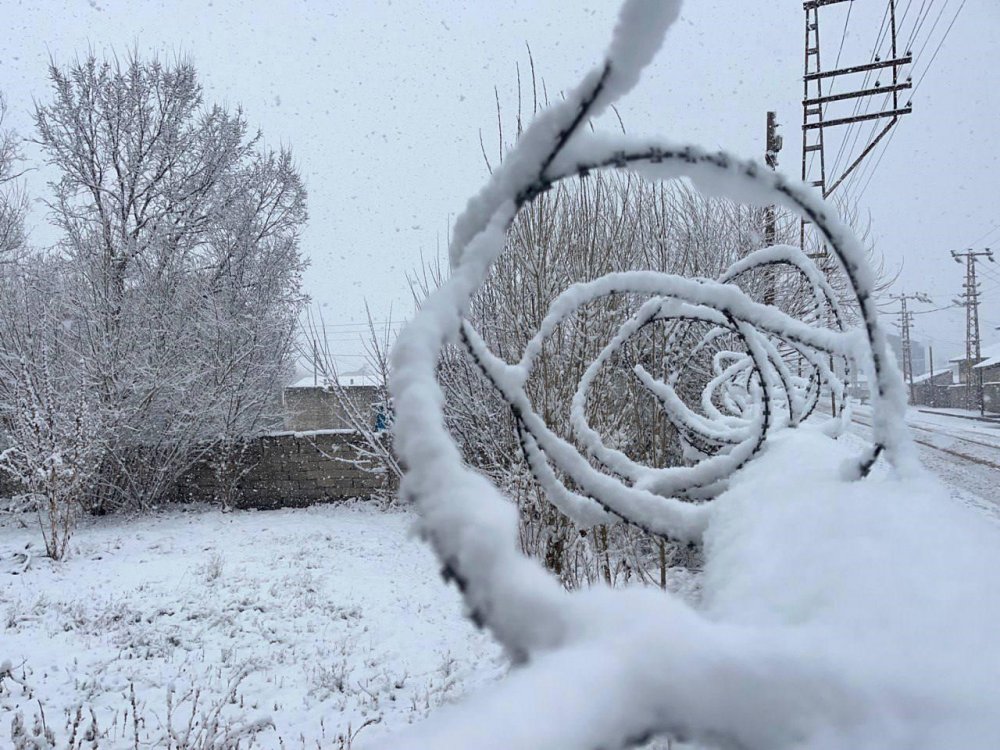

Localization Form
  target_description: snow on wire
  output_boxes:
[384,1,916,747]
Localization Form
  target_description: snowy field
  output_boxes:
[3,422,1000,748]
[0,504,503,747]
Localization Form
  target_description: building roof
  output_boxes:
[912,368,953,384]
[288,364,381,389]
[973,341,1000,371]
[949,341,1000,367]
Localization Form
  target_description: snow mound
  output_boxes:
[385,431,1000,749]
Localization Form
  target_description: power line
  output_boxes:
[905,0,936,53]
[832,0,909,180]
[966,222,1000,249]
[888,290,933,397]
[800,0,912,256]
[910,0,951,69]
[951,248,995,414]
[828,2,894,180]
[913,0,966,98]
[909,303,959,314]
[839,0,964,206]
[840,90,896,198]
[848,0,957,207]
[840,0,942,200]
[852,122,898,202]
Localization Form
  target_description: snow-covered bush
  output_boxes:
[0,353,102,560]
[0,53,308,513]
[10,706,99,750]
[8,673,272,750]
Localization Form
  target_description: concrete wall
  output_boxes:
[911,372,954,409]
[173,430,390,509]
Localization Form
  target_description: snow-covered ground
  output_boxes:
[3,408,1000,748]
[378,428,1000,749]
[0,504,503,747]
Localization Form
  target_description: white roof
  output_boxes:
[973,341,1000,370]
[912,368,952,384]
[288,365,380,389]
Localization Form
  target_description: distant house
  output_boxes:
[949,341,1000,383]
[282,365,384,432]
[846,371,872,403]
[910,368,954,408]
[886,333,927,379]
[972,342,1000,384]
[946,341,1000,413]
[973,343,1000,414]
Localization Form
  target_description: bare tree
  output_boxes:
[0,53,308,513]
[0,93,27,264]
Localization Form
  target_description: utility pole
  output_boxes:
[888,291,931,403]
[801,0,913,256]
[763,111,783,307]
[928,346,935,407]
[764,111,783,248]
[951,248,995,414]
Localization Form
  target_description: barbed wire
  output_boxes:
[386,5,914,746]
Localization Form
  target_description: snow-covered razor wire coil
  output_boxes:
[460,246,853,528]
[384,1,914,747]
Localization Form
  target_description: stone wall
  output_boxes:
[174,430,390,509]
[282,386,381,431]
[984,382,1000,414]
[912,382,1000,414]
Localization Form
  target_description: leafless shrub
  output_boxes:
[300,304,402,500]
[8,671,272,750]
[0,354,103,560]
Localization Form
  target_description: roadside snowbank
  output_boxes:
[702,429,1000,746]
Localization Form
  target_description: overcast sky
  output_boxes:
[2,0,998,366]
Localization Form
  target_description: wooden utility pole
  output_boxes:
[888,291,931,403]
[801,0,913,256]
[951,248,995,414]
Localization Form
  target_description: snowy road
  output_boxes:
[846,405,1000,521]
